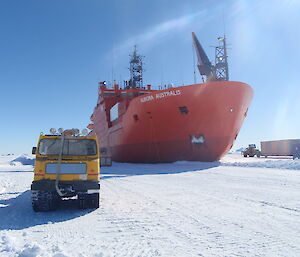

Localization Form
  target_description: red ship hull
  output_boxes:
[90,81,253,162]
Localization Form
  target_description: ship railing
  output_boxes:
[98,83,186,91]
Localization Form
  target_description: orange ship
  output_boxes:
[88,33,253,162]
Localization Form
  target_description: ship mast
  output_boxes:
[129,45,144,89]
[215,36,229,81]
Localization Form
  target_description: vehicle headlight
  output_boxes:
[50,128,56,134]
[81,129,88,136]
[73,128,80,136]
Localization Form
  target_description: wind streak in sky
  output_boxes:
[113,11,206,58]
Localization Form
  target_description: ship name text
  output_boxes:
[140,89,181,103]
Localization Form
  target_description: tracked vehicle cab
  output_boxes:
[31,128,100,212]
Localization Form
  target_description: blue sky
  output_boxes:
[0,0,299,154]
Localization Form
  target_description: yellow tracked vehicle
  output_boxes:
[31,128,100,211]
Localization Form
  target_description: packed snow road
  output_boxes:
[0,154,299,257]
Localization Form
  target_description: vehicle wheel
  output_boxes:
[243,154,247,157]
[78,193,86,209]
[32,190,58,212]
[90,193,100,209]
[78,193,99,209]
[257,154,261,158]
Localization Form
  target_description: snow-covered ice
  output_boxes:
[0,154,299,257]
[0,155,34,172]
[10,155,35,166]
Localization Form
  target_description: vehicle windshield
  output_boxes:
[38,138,97,156]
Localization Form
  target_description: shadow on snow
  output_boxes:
[0,170,33,173]
[0,161,219,230]
[0,190,94,230]
[101,161,220,179]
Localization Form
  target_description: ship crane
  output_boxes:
[192,32,229,82]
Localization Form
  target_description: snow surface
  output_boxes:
[0,155,35,172]
[10,155,35,166]
[0,154,299,257]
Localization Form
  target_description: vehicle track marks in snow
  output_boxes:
[0,154,300,256]
[101,170,300,256]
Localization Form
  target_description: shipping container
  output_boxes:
[261,139,300,157]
